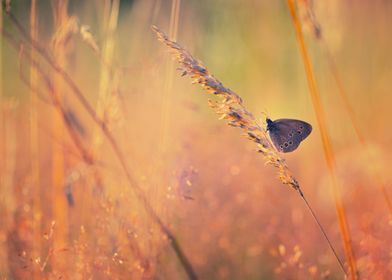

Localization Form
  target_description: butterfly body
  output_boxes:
[266,118,312,153]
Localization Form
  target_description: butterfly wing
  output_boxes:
[268,119,312,153]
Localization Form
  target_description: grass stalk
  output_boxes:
[157,0,181,154]
[50,0,69,275]
[92,0,120,150]
[287,0,358,278]
[16,48,94,167]
[169,0,181,40]
[153,0,182,226]
[298,0,392,219]
[0,3,6,277]
[152,25,347,277]
[0,0,4,207]
[29,1,42,279]
[3,11,197,280]
[297,189,346,274]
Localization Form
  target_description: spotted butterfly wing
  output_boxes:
[266,118,312,153]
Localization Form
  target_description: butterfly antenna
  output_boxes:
[261,109,270,119]
[260,110,271,126]
[297,188,347,276]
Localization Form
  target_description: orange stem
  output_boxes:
[287,0,358,278]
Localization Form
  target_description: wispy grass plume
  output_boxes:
[152,25,299,191]
[152,25,347,276]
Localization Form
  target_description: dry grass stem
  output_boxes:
[29,4,42,277]
[93,0,120,152]
[287,0,357,278]
[297,0,392,274]
[298,1,392,216]
[50,1,69,274]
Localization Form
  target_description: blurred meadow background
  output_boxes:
[1,0,392,279]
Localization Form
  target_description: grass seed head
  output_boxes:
[152,26,301,191]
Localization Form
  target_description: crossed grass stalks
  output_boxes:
[1,5,347,278]
[1,10,197,280]
[152,25,347,277]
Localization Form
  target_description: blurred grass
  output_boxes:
[1,0,392,279]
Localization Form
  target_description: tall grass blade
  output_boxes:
[287,0,358,278]
[157,0,182,156]
[29,1,42,279]
[93,0,120,150]
[0,3,7,277]
[50,0,69,275]
[298,0,392,225]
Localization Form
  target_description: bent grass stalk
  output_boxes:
[152,25,347,277]
[287,0,357,278]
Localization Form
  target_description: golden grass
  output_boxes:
[51,1,70,274]
[29,1,41,279]
[0,3,6,277]
[0,0,4,217]
[1,1,391,279]
[287,0,358,278]
[93,0,120,151]
[156,0,182,156]
[169,0,181,41]
[3,7,197,280]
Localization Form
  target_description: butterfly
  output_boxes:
[266,118,312,153]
